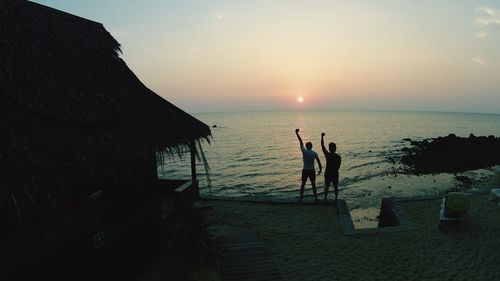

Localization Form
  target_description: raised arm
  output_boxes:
[321,133,328,155]
[295,129,304,147]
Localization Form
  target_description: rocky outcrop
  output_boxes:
[399,134,500,174]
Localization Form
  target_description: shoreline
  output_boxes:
[200,166,500,229]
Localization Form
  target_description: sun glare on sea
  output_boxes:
[297,97,304,103]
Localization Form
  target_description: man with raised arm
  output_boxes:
[321,132,342,203]
[295,129,322,202]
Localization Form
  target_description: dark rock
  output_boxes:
[212,125,217,128]
[398,134,500,174]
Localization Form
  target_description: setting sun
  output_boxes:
[297,97,304,103]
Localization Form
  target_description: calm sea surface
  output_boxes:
[159,111,500,224]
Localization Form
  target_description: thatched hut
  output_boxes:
[1,0,210,277]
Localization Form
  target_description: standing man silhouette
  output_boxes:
[295,129,322,202]
[321,133,341,203]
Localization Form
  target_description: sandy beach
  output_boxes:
[203,173,500,281]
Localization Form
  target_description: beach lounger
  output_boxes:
[439,192,470,229]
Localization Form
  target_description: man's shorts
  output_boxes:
[301,169,316,182]
[324,176,339,189]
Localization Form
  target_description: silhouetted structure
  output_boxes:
[1,0,210,278]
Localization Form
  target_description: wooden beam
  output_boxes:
[174,180,195,213]
[190,141,199,198]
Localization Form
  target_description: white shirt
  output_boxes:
[301,145,318,170]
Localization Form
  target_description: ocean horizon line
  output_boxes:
[189,108,500,116]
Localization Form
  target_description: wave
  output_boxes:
[236,157,253,162]
[347,160,389,171]
[340,172,387,186]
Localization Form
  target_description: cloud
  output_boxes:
[475,31,488,38]
[213,11,227,20]
[471,56,486,66]
[475,7,500,26]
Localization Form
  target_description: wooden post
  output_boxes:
[190,141,199,198]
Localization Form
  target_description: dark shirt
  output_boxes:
[324,152,341,179]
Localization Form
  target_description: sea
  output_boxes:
[158,110,500,228]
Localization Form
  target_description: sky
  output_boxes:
[33,0,500,114]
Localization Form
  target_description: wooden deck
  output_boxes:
[222,229,286,281]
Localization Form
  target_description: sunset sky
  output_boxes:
[33,0,500,114]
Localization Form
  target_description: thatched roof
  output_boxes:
[0,0,210,226]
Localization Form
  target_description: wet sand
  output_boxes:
[205,174,500,281]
